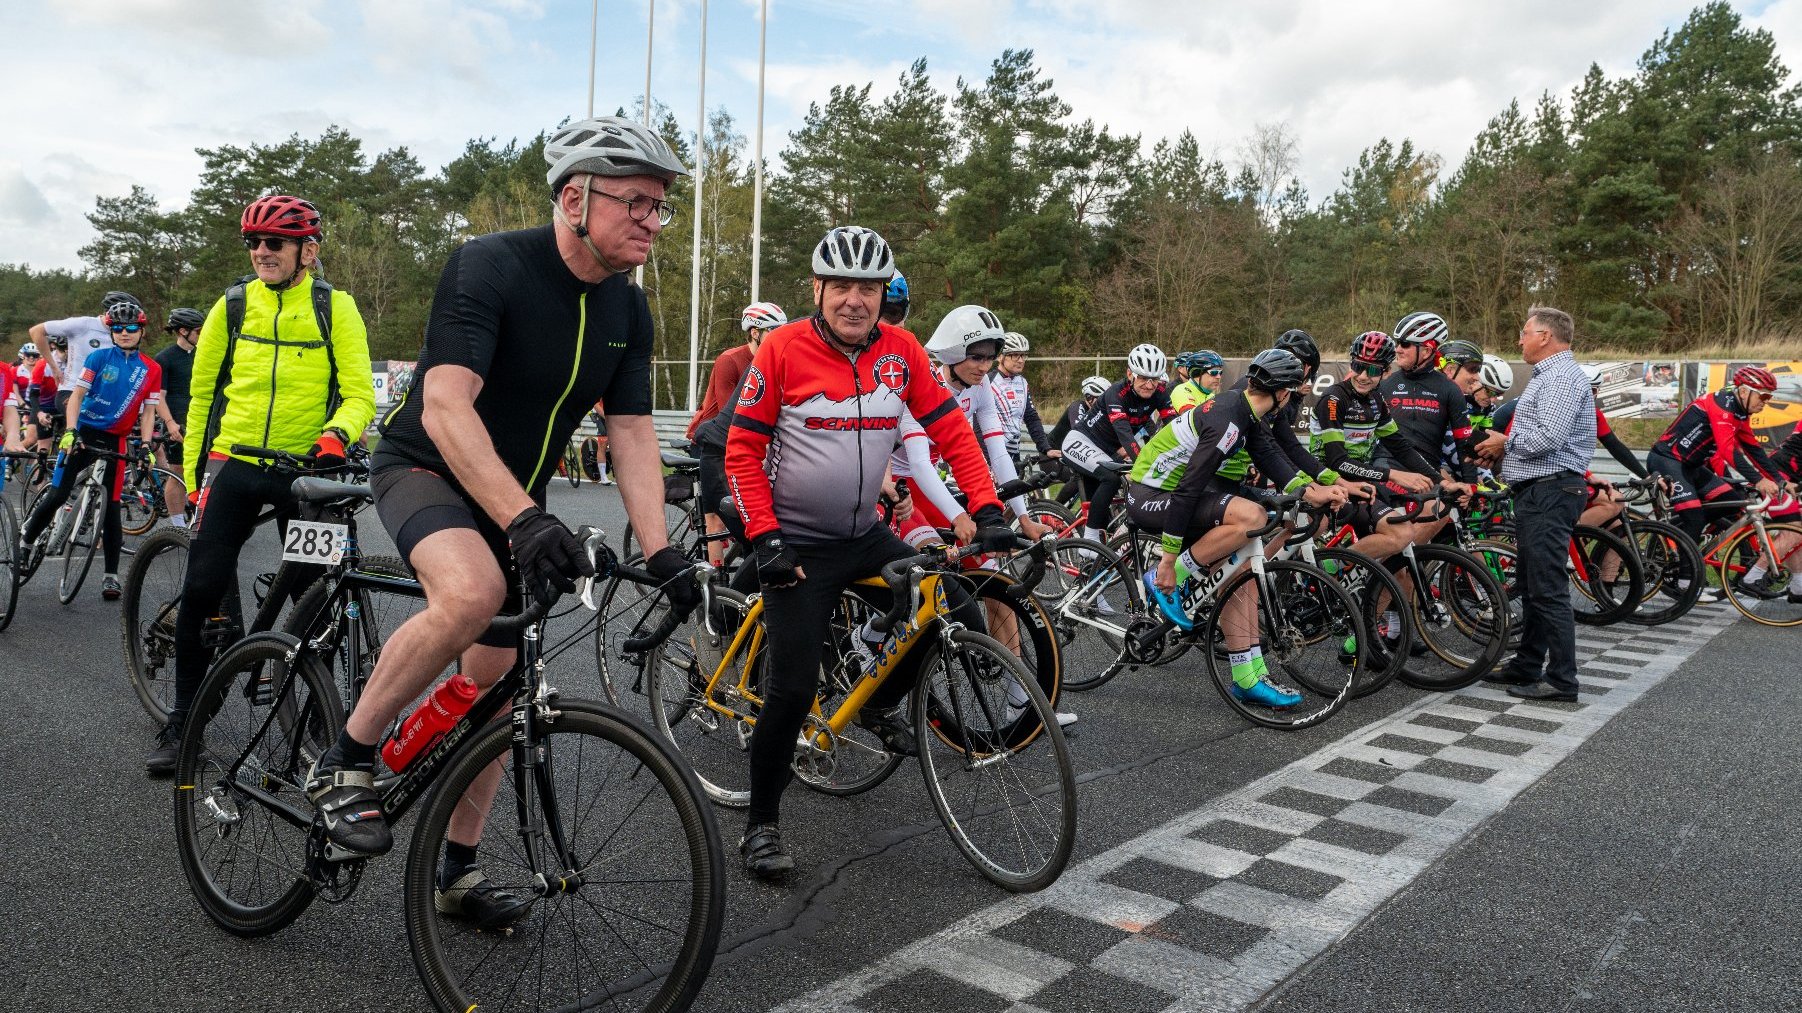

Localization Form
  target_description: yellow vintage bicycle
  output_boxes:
[642,539,1077,892]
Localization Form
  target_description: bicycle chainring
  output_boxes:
[306,823,368,903]
[791,715,837,784]
[1122,618,1169,665]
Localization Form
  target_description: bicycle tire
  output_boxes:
[172,632,342,937]
[645,587,758,807]
[1313,547,1412,698]
[1570,524,1644,627]
[1622,519,1703,627]
[120,475,160,536]
[1466,539,1524,656]
[563,442,582,488]
[122,526,195,721]
[1016,537,1143,692]
[963,568,1063,708]
[404,700,725,1013]
[915,628,1076,892]
[1393,544,1507,691]
[58,486,103,604]
[21,482,57,581]
[1022,498,1075,530]
[0,498,21,632]
[1715,521,1802,627]
[622,502,696,563]
[1199,561,1360,731]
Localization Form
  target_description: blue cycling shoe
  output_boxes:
[1229,678,1302,709]
[1143,571,1193,630]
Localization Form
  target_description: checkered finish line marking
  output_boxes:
[771,603,1740,1013]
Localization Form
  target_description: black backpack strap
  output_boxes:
[311,278,341,419]
[196,281,248,472]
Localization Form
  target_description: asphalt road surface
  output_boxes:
[1,481,1791,1012]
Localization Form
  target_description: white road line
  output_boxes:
[770,603,1739,1013]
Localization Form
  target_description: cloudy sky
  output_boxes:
[5,0,1802,272]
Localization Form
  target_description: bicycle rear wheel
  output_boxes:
[644,588,758,806]
[916,628,1076,892]
[1715,522,1802,627]
[122,527,194,721]
[1201,561,1360,731]
[0,498,20,632]
[563,442,582,488]
[120,469,160,536]
[172,633,342,936]
[1014,537,1145,691]
[795,591,904,797]
[405,701,725,1013]
[58,487,102,603]
[1313,547,1412,698]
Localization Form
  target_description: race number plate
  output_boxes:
[281,521,348,566]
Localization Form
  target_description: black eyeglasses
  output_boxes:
[587,188,677,226]
[1352,362,1388,377]
[243,235,298,252]
[110,323,143,334]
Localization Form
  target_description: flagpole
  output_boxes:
[635,0,654,288]
[587,0,599,116]
[686,0,708,413]
[750,0,767,302]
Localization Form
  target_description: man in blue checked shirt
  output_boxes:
[1475,305,1594,702]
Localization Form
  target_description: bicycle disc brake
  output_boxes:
[306,823,368,903]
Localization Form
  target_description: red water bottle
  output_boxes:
[382,674,480,772]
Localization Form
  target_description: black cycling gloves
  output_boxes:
[646,545,701,612]
[507,506,593,608]
[971,504,1019,554]
[752,532,802,588]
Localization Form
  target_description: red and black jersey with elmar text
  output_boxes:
[725,318,1001,543]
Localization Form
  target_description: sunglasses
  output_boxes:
[110,323,144,334]
[1203,368,1223,376]
[1352,362,1388,377]
[243,235,299,252]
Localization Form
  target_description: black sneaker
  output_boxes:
[1733,572,1785,600]
[435,870,534,930]
[101,575,122,601]
[305,761,393,857]
[739,822,794,880]
[145,721,181,778]
[854,706,918,756]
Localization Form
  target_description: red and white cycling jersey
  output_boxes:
[725,318,1000,543]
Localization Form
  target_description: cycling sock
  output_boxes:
[1081,525,1101,543]
[1229,649,1259,690]
[322,728,377,772]
[440,840,479,890]
[171,513,187,529]
[1172,549,1195,586]
[1250,648,1269,681]
[1381,610,1400,640]
[1746,564,1767,583]
[1791,572,1802,594]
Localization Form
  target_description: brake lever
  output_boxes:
[577,527,608,611]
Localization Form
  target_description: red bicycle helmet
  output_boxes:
[1350,330,1397,366]
[1732,365,1778,392]
[241,195,322,238]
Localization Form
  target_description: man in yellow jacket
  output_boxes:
[146,194,375,775]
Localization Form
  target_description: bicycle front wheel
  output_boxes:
[645,588,758,806]
[1313,547,1412,698]
[0,498,21,632]
[58,487,102,603]
[122,526,193,721]
[1570,524,1644,626]
[1200,561,1360,731]
[1396,544,1508,691]
[1018,536,1145,692]
[120,471,159,536]
[173,633,342,936]
[916,628,1076,892]
[1623,519,1703,627]
[405,701,725,1013]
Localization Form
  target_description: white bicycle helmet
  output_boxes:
[1580,363,1606,389]
[1002,331,1030,355]
[1394,311,1450,346]
[740,301,787,332]
[1126,343,1167,381]
[1081,375,1109,398]
[544,116,689,186]
[19,341,38,357]
[1479,354,1514,394]
[925,305,1006,364]
[811,226,895,281]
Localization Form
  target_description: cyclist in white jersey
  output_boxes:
[989,331,1052,470]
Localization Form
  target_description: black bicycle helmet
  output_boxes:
[101,290,137,311]
[1439,339,1483,367]
[1247,348,1307,392]
[165,307,206,332]
[1274,328,1320,375]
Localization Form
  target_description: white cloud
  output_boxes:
[0,169,56,228]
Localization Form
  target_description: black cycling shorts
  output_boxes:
[1124,479,1245,546]
[371,465,523,648]
[1646,450,1733,513]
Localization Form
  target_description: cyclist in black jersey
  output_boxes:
[1061,345,1173,542]
[1379,313,1479,541]
[305,117,699,929]
[153,307,201,528]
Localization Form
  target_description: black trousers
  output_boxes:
[1505,474,1588,693]
[747,525,984,826]
[21,428,124,575]
[169,459,320,725]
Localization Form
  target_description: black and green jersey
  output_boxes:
[1130,391,1314,552]
[1308,380,1439,484]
